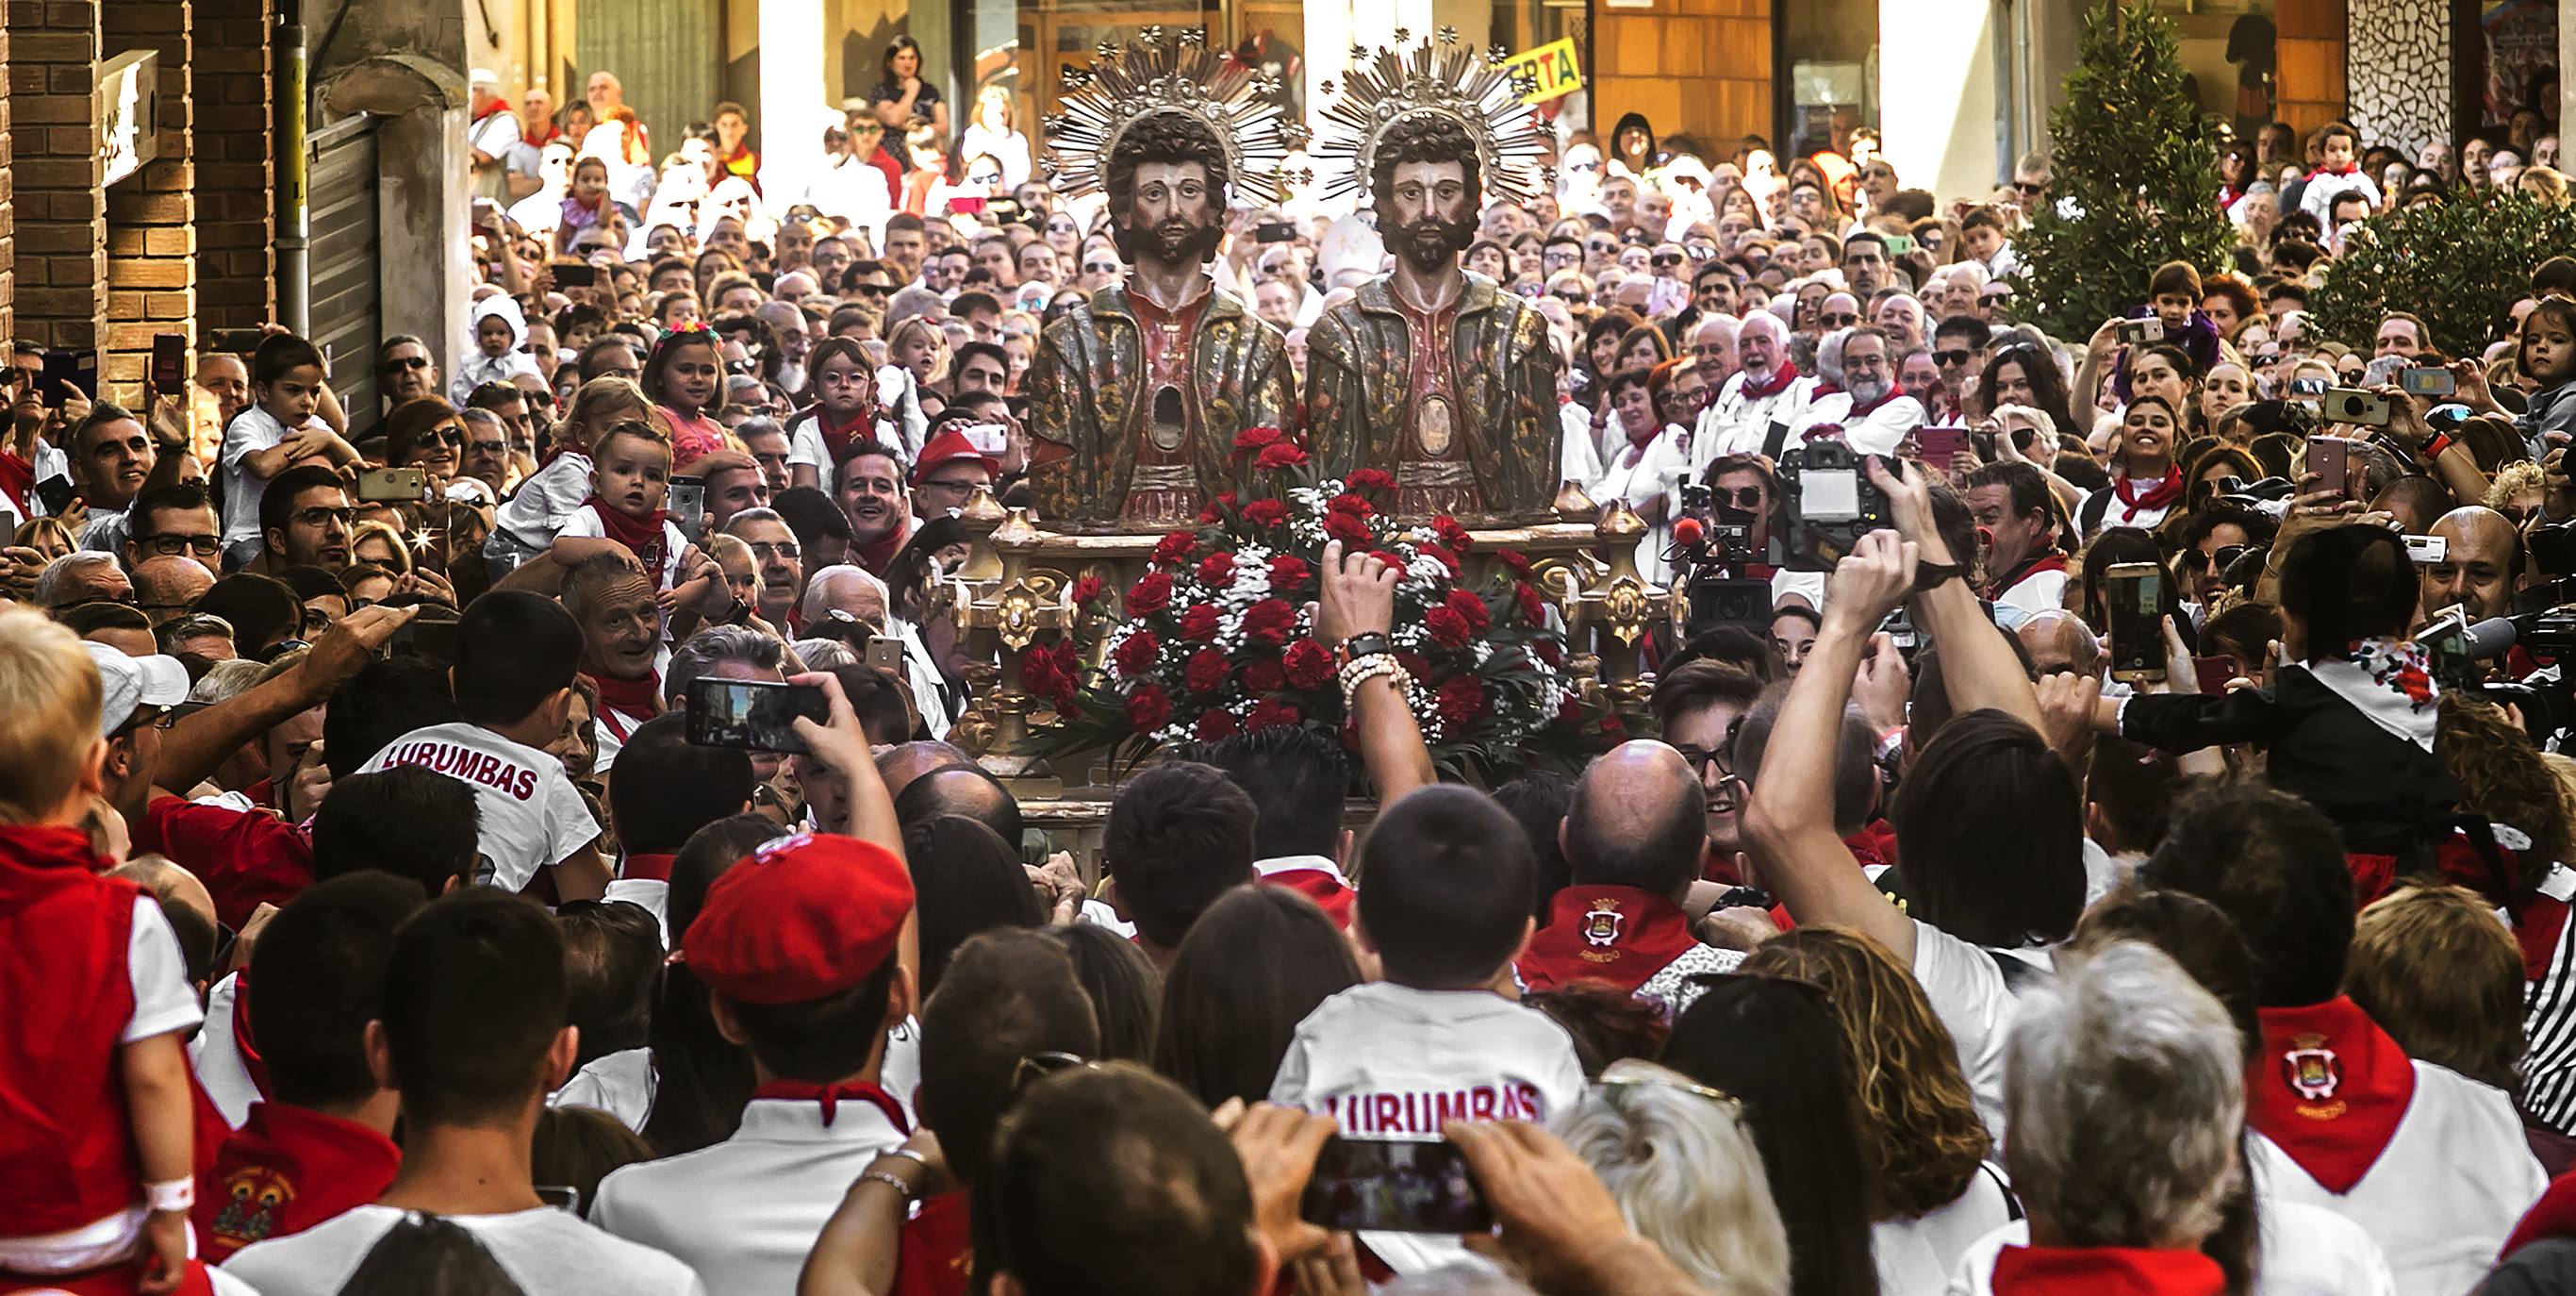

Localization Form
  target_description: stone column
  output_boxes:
[8,0,107,354]
[103,0,196,393]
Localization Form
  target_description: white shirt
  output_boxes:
[1589,425,1693,587]
[1874,1167,2017,1296]
[1558,402,1604,490]
[219,405,305,546]
[552,1046,656,1134]
[801,158,895,244]
[225,1204,704,1296]
[194,971,259,1129]
[1993,564,2069,617]
[1909,922,2037,1142]
[1783,391,1927,457]
[495,452,594,549]
[1269,981,1586,1276]
[1693,369,1816,469]
[469,108,524,166]
[958,125,1032,188]
[592,1094,907,1292]
[356,722,599,892]
[2248,1064,2545,1296]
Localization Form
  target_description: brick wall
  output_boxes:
[1,19,14,345]
[193,0,272,331]
[103,0,196,393]
[7,0,107,354]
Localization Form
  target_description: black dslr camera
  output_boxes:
[1775,441,1893,572]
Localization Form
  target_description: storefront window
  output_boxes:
[1775,0,1875,158]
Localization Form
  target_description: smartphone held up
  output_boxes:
[685,676,832,754]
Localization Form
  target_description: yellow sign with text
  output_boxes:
[1503,39,1583,106]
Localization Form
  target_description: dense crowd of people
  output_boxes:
[6,44,2576,1296]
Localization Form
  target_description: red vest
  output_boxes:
[193,1103,401,1261]
[0,825,151,1236]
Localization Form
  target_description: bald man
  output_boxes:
[1517,739,1742,1015]
[132,554,214,626]
[1694,311,1816,465]
[801,563,889,635]
[2017,609,2104,677]
[2423,506,2519,623]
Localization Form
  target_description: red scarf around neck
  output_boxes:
[1987,551,2070,601]
[753,1079,911,1131]
[814,405,875,463]
[1845,385,1900,420]
[2317,162,2359,177]
[1990,1244,2225,1296]
[853,517,911,575]
[1742,360,1802,401]
[584,670,662,743]
[619,852,677,883]
[0,822,107,879]
[2111,466,2183,522]
[2248,995,2416,1194]
[586,497,670,586]
[1517,885,1701,995]
[472,97,510,124]
[0,449,34,513]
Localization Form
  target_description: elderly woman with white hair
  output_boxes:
[1555,1058,1792,1296]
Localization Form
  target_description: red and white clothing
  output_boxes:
[194,1103,400,1263]
[1693,363,1818,466]
[134,793,313,933]
[1947,1242,2222,1296]
[192,973,261,1128]
[1987,553,2072,618]
[890,1189,970,1296]
[560,503,688,593]
[0,825,203,1277]
[225,1204,704,1296]
[603,851,676,942]
[1784,390,1927,457]
[1945,1200,2394,1296]
[1516,885,1742,1019]
[1588,425,1693,586]
[784,407,890,497]
[586,646,670,775]
[1873,1164,2016,1296]
[2246,996,2544,1296]
[2079,467,2183,535]
[1255,855,1356,930]
[494,451,594,552]
[592,1084,908,1291]
[1268,982,1584,1275]
[355,722,599,892]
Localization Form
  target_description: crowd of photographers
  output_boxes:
[10,75,2576,1296]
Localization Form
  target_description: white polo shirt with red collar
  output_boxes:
[1255,854,1356,929]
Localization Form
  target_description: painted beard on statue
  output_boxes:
[1382,210,1478,277]
[1111,212,1225,270]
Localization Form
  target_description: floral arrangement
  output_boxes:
[1027,427,1610,778]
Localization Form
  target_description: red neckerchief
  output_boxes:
[1990,1244,2225,1296]
[0,449,33,513]
[620,852,676,883]
[2503,1171,2576,1261]
[472,97,509,124]
[853,517,912,575]
[233,970,271,1101]
[1846,386,1900,420]
[0,823,108,878]
[752,1079,911,1131]
[813,405,874,463]
[1259,869,1356,931]
[583,670,662,743]
[2317,163,2359,177]
[193,1103,402,1263]
[1516,884,1700,994]
[2111,466,2183,523]
[1620,419,1660,461]
[892,1189,973,1296]
[1986,551,2070,601]
[1811,379,1844,398]
[1742,361,1801,401]
[2249,996,2416,1194]
[585,498,670,587]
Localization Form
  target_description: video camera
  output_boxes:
[1775,440,1894,572]
[1668,482,1771,639]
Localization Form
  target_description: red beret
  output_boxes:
[682,833,915,1005]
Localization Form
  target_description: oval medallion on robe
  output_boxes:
[1418,394,1454,456]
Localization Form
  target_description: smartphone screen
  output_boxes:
[668,478,705,540]
[1804,469,1860,521]
[685,677,831,754]
[554,261,597,289]
[1297,1138,1493,1235]
[2401,367,2456,397]
[2107,563,2165,680]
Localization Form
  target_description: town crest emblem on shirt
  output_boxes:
[1580,899,1625,950]
[210,1164,296,1249]
[2283,1033,2342,1105]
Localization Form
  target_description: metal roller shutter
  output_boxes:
[306,112,383,436]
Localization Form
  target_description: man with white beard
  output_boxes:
[1693,311,1814,468]
[1783,326,1924,457]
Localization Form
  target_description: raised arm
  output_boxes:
[157,605,418,794]
[1868,456,2041,730]
[791,671,904,861]
[1741,529,1921,963]
[1313,540,1434,806]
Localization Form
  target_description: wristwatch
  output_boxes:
[1336,631,1394,666]
[1910,560,1967,592]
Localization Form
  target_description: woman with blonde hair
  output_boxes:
[1741,926,2011,1296]
[959,84,1032,189]
[1556,1058,1792,1296]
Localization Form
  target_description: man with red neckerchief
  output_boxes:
[1693,311,1814,464]
[1782,326,1926,457]
[1517,741,1743,1018]
[2142,782,2544,1296]
[592,676,917,1292]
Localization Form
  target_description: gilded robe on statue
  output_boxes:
[1029,283,1296,533]
[1304,274,1563,525]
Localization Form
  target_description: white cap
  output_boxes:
[84,641,191,737]
[444,477,498,507]
[471,68,500,87]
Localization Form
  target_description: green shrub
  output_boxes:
[2307,193,2576,358]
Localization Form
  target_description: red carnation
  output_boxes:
[1197,550,1238,588]
[1243,658,1287,693]
[1327,491,1373,517]
[1246,698,1302,732]
[1323,509,1373,546]
[1557,694,1585,724]
[1443,589,1492,636]
[1021,640,1081,708]
[1255,441,1311,472]
[1433,515,1474,551]
[1070,574,1107,608]
[1496,548,1535,578]
[1601,712,1627,739]
[1282,639,1334,690]
[1514,582,1547,626]
[1196,707,1240,740]
[1113,630,1162,678]
[1536,640,1564,668]
[1426,606,1471,648]
[1419,543,1462,577]
[1241,598,1297,647]
[1178,603,1223,642]
[1396,653,1433,682]
[1126,572,1175,617]
[1150,530,1197,568]
[1266,555,1312,592]
[1125,684,1173,733]
[1346,468,1397,493]
[1183,647,1230,693]
[1242,498,1289,527]
[1435,675,1488,726]
[1231,425,1284,458]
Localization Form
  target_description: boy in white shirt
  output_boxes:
[355,590,609,898]
[220,333,358,571]
[1269,785,1586,1276]
[223,889,705,1296]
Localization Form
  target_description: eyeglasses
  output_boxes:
[468,438,509,456]
[2208,544,2249,570]
[2016,181,2043,194]
[140,532,222,557]
[423,424,466,447]
[1652,254,1685,269]
[1820,311,1859,327]
[384,356,430,373]
[1082,261,1121,275]
[1933,349,1975,368]
[1708,485,1765,510]
[1674,745,1738,779]
[1554,290,1587,304]
[1011,1050,1096,1093]
[294,507,357,529]
[748,540,801,559]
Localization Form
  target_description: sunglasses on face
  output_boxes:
[1934,349,1974,367]
[1083,261,1120,275]
[1554,290,1587,303]
[1821,312,1859,327]
[385,356,430,373]
[1652,254,1685,269]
